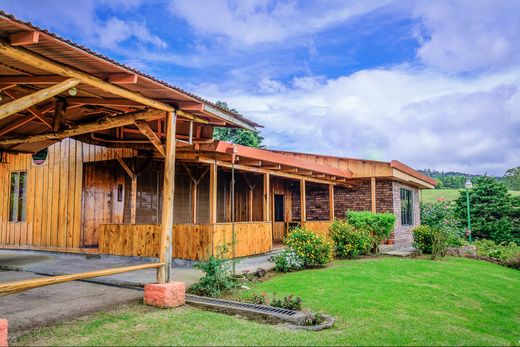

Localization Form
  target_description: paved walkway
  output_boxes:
[380,246,416,257]
[0,249,276,336]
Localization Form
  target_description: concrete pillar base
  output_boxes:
[0,319,7,347]
[144,282,185,308]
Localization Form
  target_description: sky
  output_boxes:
[1,0,519,175]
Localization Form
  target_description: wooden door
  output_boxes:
[273,194,285,241]
[81,164,115,247]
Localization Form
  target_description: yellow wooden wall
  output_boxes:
[0,139,136,250]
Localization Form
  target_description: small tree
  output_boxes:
[454,176,513,243]
[213,101,264,148]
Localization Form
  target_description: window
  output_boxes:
[9,172,27,222]
[32,148,48,165]
[400,188,413,226]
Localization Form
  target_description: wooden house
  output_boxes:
[0,12,435,282]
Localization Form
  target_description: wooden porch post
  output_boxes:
[263,173,270,222]
[157,111,176,284]
[130,176,137,224]
[209,161,218,224]
[300,179,306,222]
[371,177,376,213]
[191,183,197,224]
[248,188,254,222]
[329,184,334,221]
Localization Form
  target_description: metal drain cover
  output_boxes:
[186,294,308,325]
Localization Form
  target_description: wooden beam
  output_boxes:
[371,177,376,213]
[0,75,67,84]
[209,161,218,224]
[134,120,166,157]
[191,181,197,224]
[262,164,281,170]
[67,97,142,107]
[116,157,135,179]
[0,263,163,296]
[300,179,306,222]
[53,100,66,131]
[0,108,164,146]
[0,78,79,122]
[240,159,262,167]
[329,184,334,221]
[108,73,138,84]
[263,173,270,222]
[3,89,54,129]
[10,31,39,46]
[0,115,36,136]
[177,101,204,112]
[157,111,176,284]
[0,40,207,123]
[130,175,137,224]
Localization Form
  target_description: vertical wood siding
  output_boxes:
[0,139,136,250]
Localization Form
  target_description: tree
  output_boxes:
[454,176,514,243]
[503,166,520,191]
[212,101,264,148]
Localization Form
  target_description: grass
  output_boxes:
[16,257,520,346]
[422,188,520,204]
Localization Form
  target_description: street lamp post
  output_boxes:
[465,178,473,242]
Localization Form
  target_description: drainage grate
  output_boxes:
[186,294,307,325]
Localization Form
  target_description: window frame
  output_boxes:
[9,171,28,223]
[400,188,413,226]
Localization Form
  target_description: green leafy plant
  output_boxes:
[474,239,520,261]
[412,225,434,254]
[304,312,326,326]
[430,228,449,260]
[329,219,374,258]
[346,211,396,245]
[270,249,304,272]
[271,294,302,311]
[251,292,269,305]
[284,227,334,267]
[188,245,238,297]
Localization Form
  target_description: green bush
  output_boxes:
[329,220,374,258]
[346,211,396,244]
[474,239,520,261]
[188,251,238,297]
[284,227,334,267]
[412,225,434,254]
[271,294,302,311]
[270,249,304,272]
[430,228,450,260]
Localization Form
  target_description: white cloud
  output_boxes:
[96,18,167,49]
[168,0,393,45]
[412,0,520,72]
[197,67,520,175]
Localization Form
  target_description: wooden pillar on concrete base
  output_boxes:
[371,177,376,213]
[263,173,270,222]
[157,111,176,284]
[329,184,334,221]
[209,161,218,224]
[300,179,306,222]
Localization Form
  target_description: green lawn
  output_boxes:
[17,257,520,346]
[422,188,520,204]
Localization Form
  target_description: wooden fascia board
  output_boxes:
[392,169,435,189]
[390,160,437,187]
[202,103,256,131]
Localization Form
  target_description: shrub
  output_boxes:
[346,211,396,244]
[412,225,434,254]
[284,227,334,267]
[430,228,449,260]
[188,251,238,297]
[270,249,304,273]
[271,294,302,311]
[329,220,374,258]
[474,239,520,261]
[505,255,520,270]
[251,292,268,305]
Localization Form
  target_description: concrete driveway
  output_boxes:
[0,249,275,337]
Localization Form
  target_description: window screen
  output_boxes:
[9,171,27,222]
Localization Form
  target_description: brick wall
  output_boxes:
[333,180,393,218]
[291,182,331,221]
[391,182,420,247]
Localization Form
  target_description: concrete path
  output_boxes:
[0,270,143,336]
[0,249,275,287]
[0,249,276,337]
[380,246,416,257]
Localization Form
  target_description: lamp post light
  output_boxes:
[465,178,473,242]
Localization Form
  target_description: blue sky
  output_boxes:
[1,0,519,175]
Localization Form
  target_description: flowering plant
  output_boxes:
[284,227,334,267]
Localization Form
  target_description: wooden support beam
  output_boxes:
[0,75,67,84]
[371,177,376,213]
[157,111,176,284]
[116,157,135,179]
[262,164,281,170]
[0,108,164,146]
[300,179,306,222]
[53,100,66,131]
[130,176,138,224]
[240,159,262,167]
[263,173,270,222]
[0,262,164,296]
[329,184,335,221]
[0,78,79,122]
[108,73,138,84]
[209,161,218,224]
[0,115,36,136]
[3,89,54,129]
[134,120,166,157]
[183,164,209,224]
[0,40,207,123]
[10,31,40,46]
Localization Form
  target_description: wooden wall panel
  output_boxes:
[0,138,132,250]
[301,221,332,238]
[213,222,272,258]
